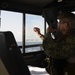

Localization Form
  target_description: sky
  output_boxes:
[1,10,44,42]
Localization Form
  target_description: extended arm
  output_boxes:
[33,27,44,40]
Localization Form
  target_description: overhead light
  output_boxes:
[58,0,62,2]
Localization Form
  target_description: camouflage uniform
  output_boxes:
[43,31,75,59]
[42,30,75,75]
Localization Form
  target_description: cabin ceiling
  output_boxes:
[0,0,54,15]
[12,0,53,7]
[0,0,75,15]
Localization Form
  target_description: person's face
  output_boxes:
[59,23,66,31]
[58,20,69,33]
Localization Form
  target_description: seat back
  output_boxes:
[0,31,31,75]
[0,58,9,75]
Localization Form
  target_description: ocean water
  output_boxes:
[17,42,42,45]
[17,42,43,53]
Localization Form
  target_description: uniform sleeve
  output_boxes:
[42,32,57,56]
[40,34,45,40]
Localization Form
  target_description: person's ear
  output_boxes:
[64,22,69,30]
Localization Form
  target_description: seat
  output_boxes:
[0,58,9,75]
[0,31,31,75]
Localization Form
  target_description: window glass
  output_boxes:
[25,14,44,53]
[1,10,22,45]
[1,11,45,53]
